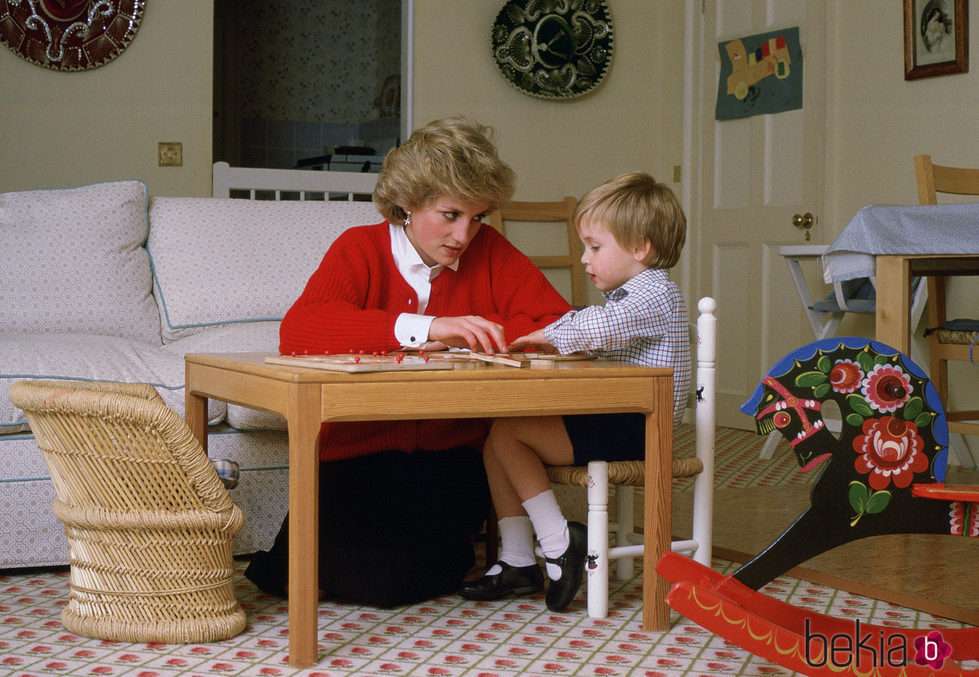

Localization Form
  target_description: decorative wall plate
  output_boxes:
[491,0,614,100]
[0,0,146,71]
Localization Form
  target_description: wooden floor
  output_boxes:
[669,465,979,625]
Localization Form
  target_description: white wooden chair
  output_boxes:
[759,244,928,459]
[544,297,717,618]
[212,161,377,201]
[779,245,923,343]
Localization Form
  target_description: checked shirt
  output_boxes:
[543,268,691,426]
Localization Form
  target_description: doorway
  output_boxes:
[213,0,403,172]
[686,1,827,429]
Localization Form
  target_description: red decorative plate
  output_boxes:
[0,0,145,71]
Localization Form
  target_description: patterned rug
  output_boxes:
[2,558,976,677]
[1,426,974,677]
[670,424,810,491]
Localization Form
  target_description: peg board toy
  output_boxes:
[265,353,459,373]
[265,350,594,372]
[467,351,595,367]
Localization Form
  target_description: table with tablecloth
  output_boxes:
[820,203,979,354]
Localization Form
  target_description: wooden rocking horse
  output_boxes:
[657,337,978,675]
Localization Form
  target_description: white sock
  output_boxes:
[485,515,536,576]
[522,490,569,580]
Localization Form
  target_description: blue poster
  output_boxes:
[715,27,802,120]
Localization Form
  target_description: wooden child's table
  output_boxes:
[184,352,674,668]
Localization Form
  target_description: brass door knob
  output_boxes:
[792,212,814,229]
[792,212,814,240]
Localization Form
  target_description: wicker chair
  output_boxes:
[8,379,246,643]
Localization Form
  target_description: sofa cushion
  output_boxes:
[0,181,160,344]
[148,197,383,342]
[162,321,287,430]
[0,333,225,433]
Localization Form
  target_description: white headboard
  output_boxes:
[212,161,378,201]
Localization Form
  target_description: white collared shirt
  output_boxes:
[390,223,458,347]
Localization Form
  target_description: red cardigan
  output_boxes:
[280,222,572,461]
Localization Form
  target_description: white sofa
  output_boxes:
[0,177,383,568]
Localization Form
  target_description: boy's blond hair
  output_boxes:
[373,116,516,225]
[574,172,686,269]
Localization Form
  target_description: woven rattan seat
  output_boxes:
[936,328,979,345]
[546,456,704,487]
[8,379,246,643]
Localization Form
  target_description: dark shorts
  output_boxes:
[563,412,646,466]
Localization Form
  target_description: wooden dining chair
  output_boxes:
[488,197,585,307]
[913,154,979,462]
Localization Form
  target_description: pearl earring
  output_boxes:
[404,211,412,227]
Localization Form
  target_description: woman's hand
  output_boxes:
[429,316,507,354]
[507,329,555,353]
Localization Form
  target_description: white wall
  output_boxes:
[0,1,212,196]
[824,1,979,225]
[823,0,979,425]
[411,0,687,305]
[413,1,686,201]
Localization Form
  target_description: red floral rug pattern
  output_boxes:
[1,557,974,676]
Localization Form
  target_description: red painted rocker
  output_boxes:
[657,337,978,675]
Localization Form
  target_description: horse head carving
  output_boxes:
[731,337,968,589]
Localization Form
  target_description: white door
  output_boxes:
[690,1,827,428]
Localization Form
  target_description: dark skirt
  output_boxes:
[245,445,489,608]
[563,412,646,466]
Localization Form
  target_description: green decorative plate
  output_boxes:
[491,0,614,100]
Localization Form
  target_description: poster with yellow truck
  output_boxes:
[716,27,802,120]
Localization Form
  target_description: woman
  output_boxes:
[246,116,572,607]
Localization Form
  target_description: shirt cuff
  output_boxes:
[395,313,435,347]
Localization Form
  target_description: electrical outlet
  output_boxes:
[158,142,182,167]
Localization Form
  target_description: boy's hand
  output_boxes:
[507,329,555,353]
[429,316,507,354]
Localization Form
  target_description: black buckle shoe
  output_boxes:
[544,521,586,612]
[459,562,544,601]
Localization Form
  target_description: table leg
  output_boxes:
[875,255,912,354]
[288,385,323,668]
[184,370,209,453]
[642,377,673,631]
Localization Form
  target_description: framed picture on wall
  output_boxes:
[904,0,968,79]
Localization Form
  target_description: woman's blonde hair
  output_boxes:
[574,172,686,269]
[373,116,516,224]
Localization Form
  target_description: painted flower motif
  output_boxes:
[861,364,912,412]
[829,360,863,393]
[853,416,928,490]
[949,501,979,537]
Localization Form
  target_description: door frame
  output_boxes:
[401,0,414,138]
[680,3,700,311]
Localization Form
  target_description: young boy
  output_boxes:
[459,172,690,612]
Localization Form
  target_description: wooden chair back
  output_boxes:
[488,197,585,307]
[913,154,979,441]
[914,154,979,205]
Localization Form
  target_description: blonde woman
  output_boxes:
[247,116,571,607]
